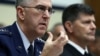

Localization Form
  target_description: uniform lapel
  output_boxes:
[64,43,84,56]
[10,22,28,56]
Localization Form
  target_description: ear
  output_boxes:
[16,6,25,21]
[64,21,73,33]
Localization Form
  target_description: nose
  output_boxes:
[91,22,96,30]
[43,10,50,19]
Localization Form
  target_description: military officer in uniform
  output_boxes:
[0,0,68,56]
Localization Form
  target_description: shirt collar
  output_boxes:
[16,22,34,53]
[68,40,88,55]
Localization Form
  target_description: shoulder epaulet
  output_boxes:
[0,28,12,36]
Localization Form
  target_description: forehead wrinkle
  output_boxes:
[33,0,52,8]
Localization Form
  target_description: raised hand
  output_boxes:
[41,31,68,56]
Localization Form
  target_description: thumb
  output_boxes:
[46,32,53,41]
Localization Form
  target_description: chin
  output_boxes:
[88,36,95,41]
[38,31,46,37]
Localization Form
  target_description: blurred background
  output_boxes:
[0,0,100,30]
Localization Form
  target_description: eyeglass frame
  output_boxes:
[20,5,55,15]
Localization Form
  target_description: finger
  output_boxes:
[55,31,65,43]
[62,35,68,45]
[46,32,53,41]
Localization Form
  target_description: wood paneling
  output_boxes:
[85,0,100,29]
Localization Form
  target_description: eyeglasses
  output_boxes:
[21,5,55,14]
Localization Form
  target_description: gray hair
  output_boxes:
[16,0,32,7]
[16,0,23,7]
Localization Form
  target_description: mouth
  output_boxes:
[89,32,95,36]
[39,22,47,29]
[40,22,47,26]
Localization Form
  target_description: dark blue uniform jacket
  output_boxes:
[0,22,44,56]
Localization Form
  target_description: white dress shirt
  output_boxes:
[68,40,88,55]
[16,22,34,53]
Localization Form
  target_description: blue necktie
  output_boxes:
[28,44,34,56]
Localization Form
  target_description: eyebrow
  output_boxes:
[35,4,52,9]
